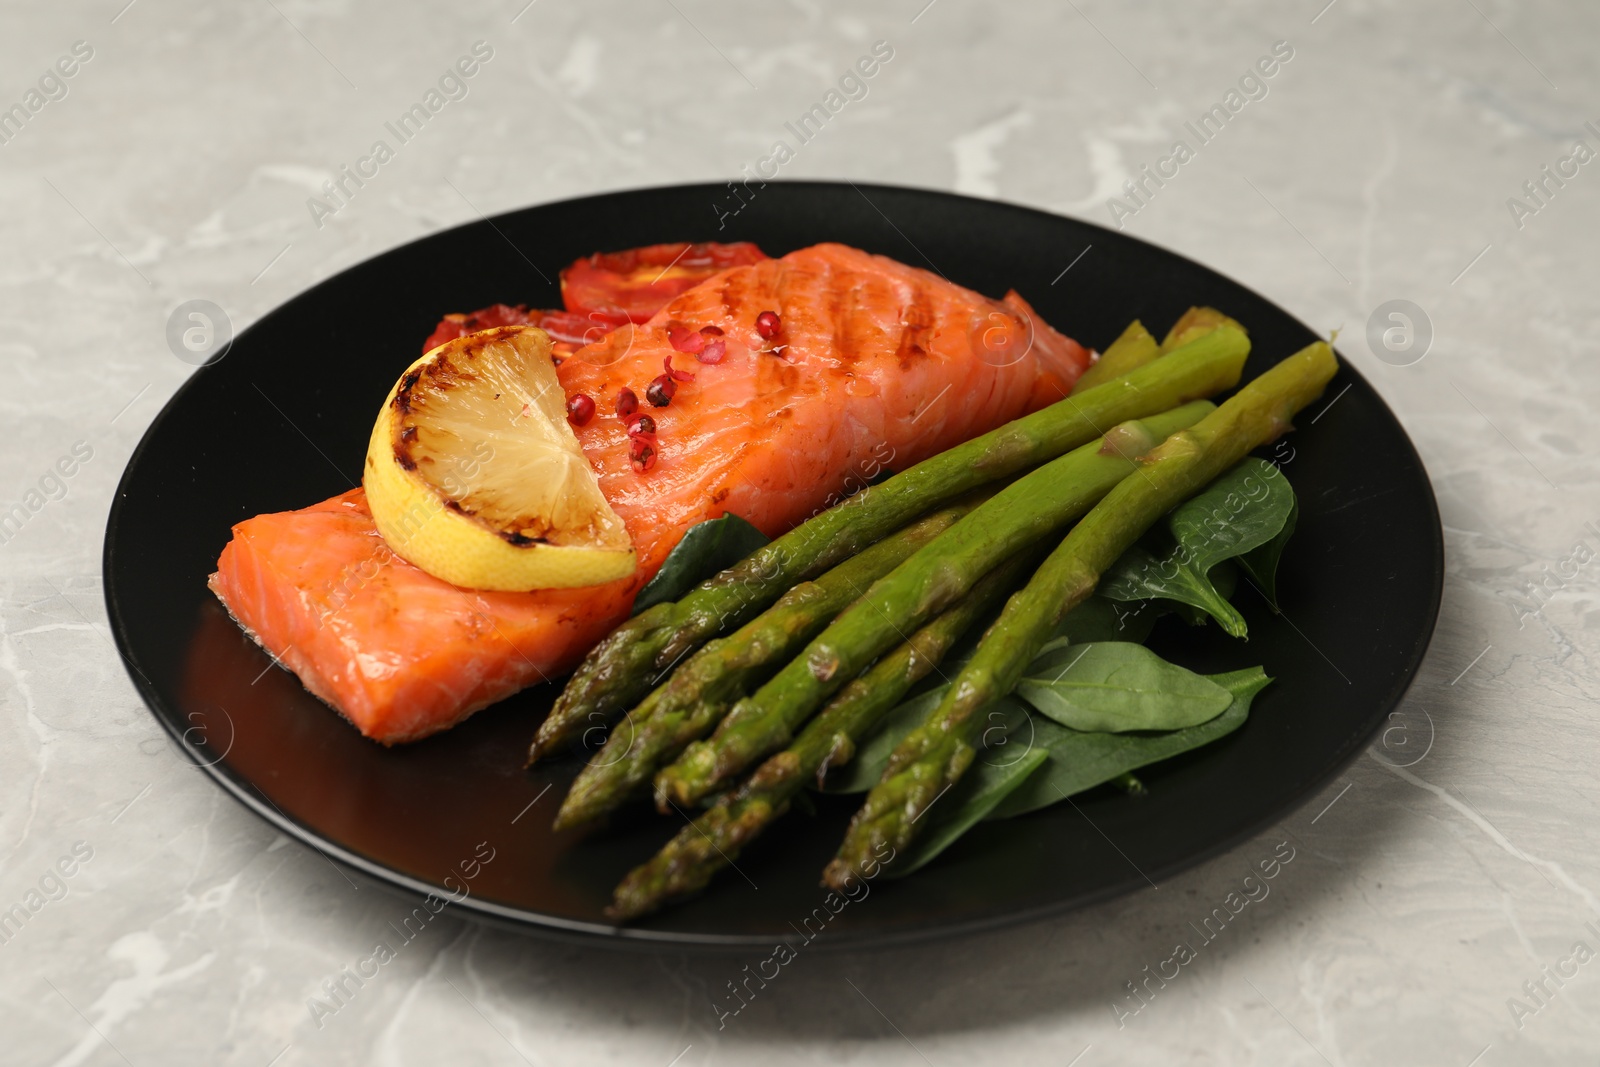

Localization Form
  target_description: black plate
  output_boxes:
[104,181,1442,949]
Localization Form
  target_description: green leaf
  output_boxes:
[818,692,1028,795]
[889,668,1272,872]
[987,667,1272,820]
[1048,593,1157,646]
[1237,495,1298,609]
[883,746,1050,879]
[1015,642,1234,732]
[630,513,770,616]
[1168,458,1295,572]
[1098,459,1295,637]
[1095,572,1224,633]
[823,633,1221,795]
[825,668,1272,876]
[1100,545,1246,636]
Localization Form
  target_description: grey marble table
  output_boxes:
[4,0,1598,1063]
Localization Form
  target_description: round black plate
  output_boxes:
[104,181,1442,949]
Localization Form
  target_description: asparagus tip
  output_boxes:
[819,858,856,892]
[551,793,595,832]
[604,895,650,923]
[528,712,579,766]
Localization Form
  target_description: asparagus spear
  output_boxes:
[607,554,1033,921]
[1070,320,1158,394]
[1161,306,1247,353]
[530,327,1251,761]
[822,340,1338,889]
[552,500,980,830]
[1070,308,1244,396]
[652,400,1220,811]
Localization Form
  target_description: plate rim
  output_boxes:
[102,179,1446,951]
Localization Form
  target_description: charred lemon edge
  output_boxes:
[362,325,637,592]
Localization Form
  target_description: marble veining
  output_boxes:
[3,0,1599,1063]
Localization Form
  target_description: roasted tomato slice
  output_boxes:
[560,241,768,323]
[423,241,767,356]
[422,303,535,353]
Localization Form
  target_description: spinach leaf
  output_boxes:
[822,596,1144,793]
[1015,642,1233,732]
[988,667,1271,820]
[1049,593,1157,646]
[818,693,1029,795]
[818,599,1163,796]
[882,746,1050,879]
[1168,458,1295,570]
[630,513,769,616]
[818,662,1272,875]
[1098,458,1295,637]
[1178,561,1238,623]
[889,668,1271,871]
[1237,495,1298,610]
[1100,545,1246,636]
[1095,569,1230,633]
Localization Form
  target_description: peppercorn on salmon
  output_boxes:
[209,242,1092,743]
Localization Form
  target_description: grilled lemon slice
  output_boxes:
[363,325,635,591]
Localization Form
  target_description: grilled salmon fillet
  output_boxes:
[210,243,1091,743]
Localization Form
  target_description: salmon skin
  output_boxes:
[210,243,1091,744]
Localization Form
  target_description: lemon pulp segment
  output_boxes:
[363,325,635,591]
